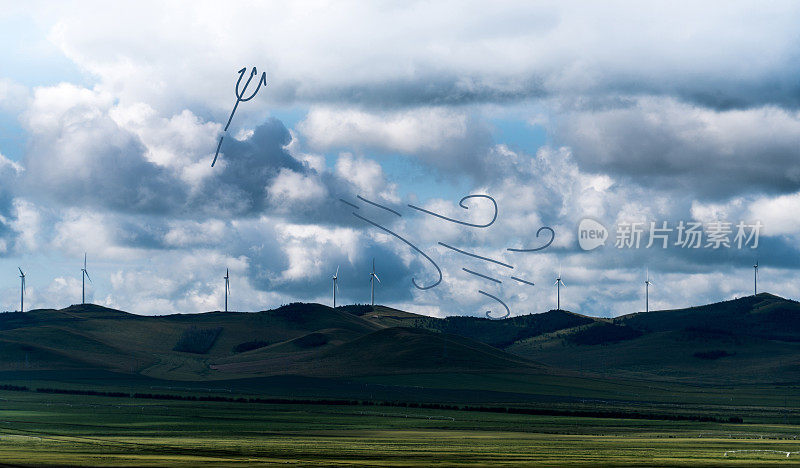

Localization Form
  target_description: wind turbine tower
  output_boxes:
[645,268,653,313]
[18,267,25,313]
[224,268,230,313]
[81,253,92,305]
[554,268,565,310]
[332,266,339,308]
[753,261,758,296]
[369,259,381,306]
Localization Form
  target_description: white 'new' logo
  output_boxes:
[578,218,608,251]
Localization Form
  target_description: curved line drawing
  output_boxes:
[352,212,442,290]
[479,290,510,319]
[214,136,224,158]
[510,276,535,286]
[234,67,268,104]
[408,194,497,228]
[462,268,502,284]
[338,198,360,209]
[438,242,514,269]
[507,226,555,252]
[212,67,268,167]
[357,195,402,217]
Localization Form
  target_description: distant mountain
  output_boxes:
[0,302,544,380]
[337,295,800,383]
[1,294,798,384]
[505,294,800,383]
[616,293,800,341]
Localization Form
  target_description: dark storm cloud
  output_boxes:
[21,110,371,230]
[551,97,800,199]
[273,70,800,113]
[270,76,548,109]
[207,119,398,227]
[199,118,303,215]
[23,118,185,214]
[114,219,170,249]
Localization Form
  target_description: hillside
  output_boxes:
[1,294,799,385]
[366,309,598,347]
[0,302,545,380]
[616,293,800,340]
[210,327,545,377]
[506,294,800,383]
[345,294,800,384]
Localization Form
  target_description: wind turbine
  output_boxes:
[18,267,25,313]
[332,266,339,308]
[753,261,758,296]
[645,268,653,313]
[369,259,381,306]
[554,266,565,310]
[81,253,92,305]
[224,268,230,312]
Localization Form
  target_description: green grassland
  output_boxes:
[2,389,800,466]
[1,295,800,465]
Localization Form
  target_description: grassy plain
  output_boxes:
[1,389,800,466]
[2,299,799,465]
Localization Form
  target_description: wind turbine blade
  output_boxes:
[374,274,381,283]
[554,280,559,286]
[18,267,23,276]
[84,253,87,269]
[336,265,339,277]
[84,270,92,283]
[561,279,566,287]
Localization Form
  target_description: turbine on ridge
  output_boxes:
[645,268,653,313]
[224,268,230,313]
[753,260,759,296]
[554,265,565,311]
[332,265,339,308]
[369,259,381,306]
[81,253,92,305]
[18,267,25,313]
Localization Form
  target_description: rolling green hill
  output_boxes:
[506,294,800,383]
[1,294,798,386]
[370,309,597,347]
[211,327,546,377]
[0,302,547,380]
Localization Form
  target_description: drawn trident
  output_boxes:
[211,67,268,167]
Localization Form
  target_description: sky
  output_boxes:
[0,1,799,317]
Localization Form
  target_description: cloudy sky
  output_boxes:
[0,1,799,317]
